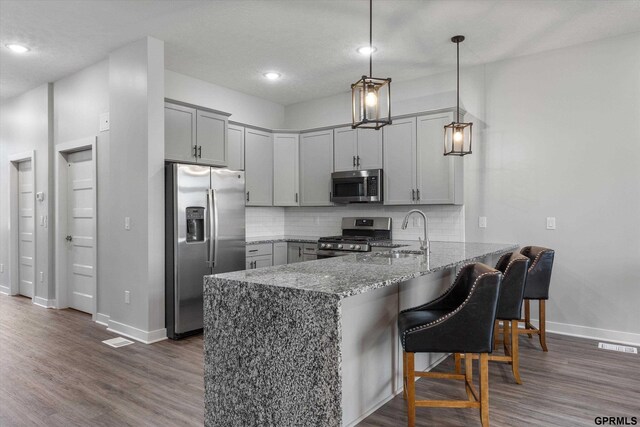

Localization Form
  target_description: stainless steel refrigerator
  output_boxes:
[165,163,245,339]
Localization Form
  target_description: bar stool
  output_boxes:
[455,252,530,384]
[398,263,502,427]
[518,246,555,351]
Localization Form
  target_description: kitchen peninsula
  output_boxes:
[204,241,517,427]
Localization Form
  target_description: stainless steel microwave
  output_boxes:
[331,169,383,203]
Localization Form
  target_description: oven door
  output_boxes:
[316,249,353,259]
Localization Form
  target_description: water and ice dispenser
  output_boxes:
[186,207,205,243]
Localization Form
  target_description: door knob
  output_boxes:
[65,235,73,242]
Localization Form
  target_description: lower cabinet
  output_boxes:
[288,243,304,263]
[246,243,273,270]
[273,242,288,266]
[302,244,317,261]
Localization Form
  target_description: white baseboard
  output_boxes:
[33,296,57,308]
[107,319,167,344]
[0,284,10,295]
[534,319,640,347]
[95,313,110,326]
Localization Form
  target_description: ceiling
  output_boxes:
[1,0,640,105]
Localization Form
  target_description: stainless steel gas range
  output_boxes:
[316,217,392,258]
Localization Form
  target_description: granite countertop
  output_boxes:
[246,235,320,245]
[209,241,518,299]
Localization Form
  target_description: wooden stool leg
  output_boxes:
[402,351,407,400]
[464,353,473,400]
[524,300,532,338]
[503,320,511,356]
[406,352,416,427]
[455,353,462,374]
[493,320,499,350]
[479,353,489,427]
[539,300,548,351]
[511,320,522,384]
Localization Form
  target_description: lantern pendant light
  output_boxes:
[444,35,473,156]
[351,0,391,130]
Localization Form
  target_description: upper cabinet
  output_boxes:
[383,111,463,205]
[245,128,273,206]
[227,124,245,170]
[333,127,383,172]
[300,130,334,206]
[383,117,417,205]
[273,133,300,206]
[165,101,229,167]
[416,112,463,205]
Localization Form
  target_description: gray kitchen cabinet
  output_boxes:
[383,117,417,205]
[165,103,197,164]
[302,244,317,261]
[383,112,463,205]
[196,110,228,166]
[273,242,288,266]
[165,101,229,166]
[287,243,304,263]
[273,133,299,206]
[227,124,245,170]
[300,130,334,206]
[333,127,382,171]
[416,112,463,205]
[246,243,273,270]
[245,128,273,206]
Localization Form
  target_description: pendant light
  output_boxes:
[351,0,391,130]
[444,35,472,156]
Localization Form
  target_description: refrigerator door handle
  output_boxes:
[210,188,219,269]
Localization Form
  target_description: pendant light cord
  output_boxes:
[369,0,373,78]
[456,39,460,123]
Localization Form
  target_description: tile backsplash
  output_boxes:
[247,205,464,241]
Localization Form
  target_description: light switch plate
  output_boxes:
[124,217,131,230]
[546,217,556,230]
[0,264,4,273]
[479,216,487,228]
[99,112,110,131]
[125,290,130,304]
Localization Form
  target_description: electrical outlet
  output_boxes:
[546,217,556,230]
[125,291,130,304]
[1,263,4,273]
[40,272,44,283]
[99,112,110,131]
[124,217,131,230]
[478,216,487,228]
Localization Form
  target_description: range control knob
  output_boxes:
[354,245,361,250]
[337,244,343,249]
[349,244,355,249]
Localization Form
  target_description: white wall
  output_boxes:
[165,70,285,129]
[105,37,166,343]
[53,59,111,316]
[464,32,640,344]
[0,84,53,301]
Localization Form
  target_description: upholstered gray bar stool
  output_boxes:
[518,246,555,351]
[456,252,530,384]
[398,263,502,427]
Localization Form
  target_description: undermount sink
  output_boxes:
[373,252,421,259]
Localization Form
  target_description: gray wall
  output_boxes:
[0,83,53,302]
[283,32,640,344]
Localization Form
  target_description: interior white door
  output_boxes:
[66,149,95,314]
[18,160,34,298]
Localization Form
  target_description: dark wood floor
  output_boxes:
[1,295,639,426]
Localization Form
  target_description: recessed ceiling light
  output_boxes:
[263,72,281,80]
[6,44,30,53]
[357,46,377,55]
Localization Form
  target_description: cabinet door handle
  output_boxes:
[198,145,202,158]
[411,189,415,201]
[246,191,250,202]
[295,192,298,203]
[356,155,360,167]
[353,156,356,167]
[416,188,421,201]
[193,145,198,157]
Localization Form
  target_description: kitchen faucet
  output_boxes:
[401,209,430,254]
